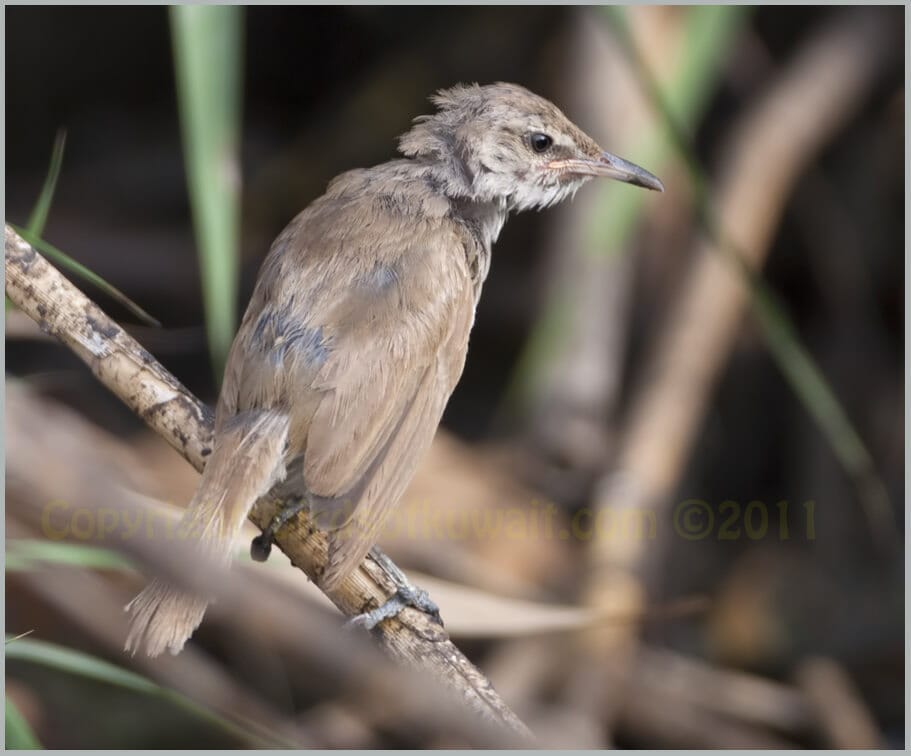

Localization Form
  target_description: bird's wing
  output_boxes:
[317,270,476,589]
[218,193,477,587]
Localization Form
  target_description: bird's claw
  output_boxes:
[346,584,443,631]
[250,496,307,562]
[250,533,273,562]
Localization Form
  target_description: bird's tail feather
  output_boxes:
[125,410,289,657]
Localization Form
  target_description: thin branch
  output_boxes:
[4,223,533,743]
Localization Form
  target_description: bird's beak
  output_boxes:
[550,151,665,192]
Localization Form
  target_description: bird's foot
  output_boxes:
[346,584,442,631]
[345,547,443,630]
[250,496,308,562]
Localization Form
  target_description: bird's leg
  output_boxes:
[250,495,309,562]
[346,546,443,630]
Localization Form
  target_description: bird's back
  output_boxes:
[218,159,483,584]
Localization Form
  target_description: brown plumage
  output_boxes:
[126,82,663,656]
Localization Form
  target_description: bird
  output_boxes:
[125,81,663,656]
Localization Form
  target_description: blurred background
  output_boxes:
[5,5,905,749]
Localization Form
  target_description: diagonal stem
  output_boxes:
[4,223,533,743]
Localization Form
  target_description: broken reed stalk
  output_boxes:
[4,223,533,743]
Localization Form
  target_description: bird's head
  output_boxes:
[399,82,664,211]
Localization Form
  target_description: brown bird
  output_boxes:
[125,82,663,656]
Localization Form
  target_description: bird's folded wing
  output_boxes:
[220,206,477,587]
[303,244,477,588]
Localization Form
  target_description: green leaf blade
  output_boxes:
[6,540,137,573]
[26,130,67,239]
[5,637,285,746]
[170,6,245,381]
[5,698,42,749]
[10,225,161,327]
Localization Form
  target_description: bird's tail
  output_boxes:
[125,410,289,657]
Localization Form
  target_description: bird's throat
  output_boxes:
[449,197,507,295]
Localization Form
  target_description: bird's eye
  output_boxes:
[529,133,553,153]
